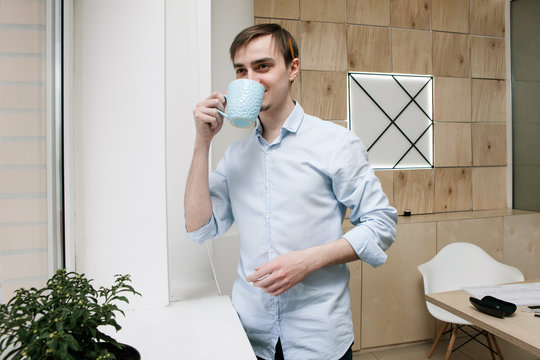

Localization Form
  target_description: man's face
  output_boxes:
[233,34,297,114]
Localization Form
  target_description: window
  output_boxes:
[0,0,63,302]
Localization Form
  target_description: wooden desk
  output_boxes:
[426,289,540,357]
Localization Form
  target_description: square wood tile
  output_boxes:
[391,29,432,75]
[434,77,471,123]
[361,222,436,348]
[471,36,505,79]
[299,0,346,23]
[390,0,430,30]
[504,213,540,280]
[431,0,469,33]
[347,0,390,26]
[374,170,394,206]
[301,70,347,119]
[472,79,506,123]
[301,21,347,71]
[254,0,300,19]
[434,168,472,212]
[347,25,391,72]
[472,166,507,210]
[470,0,505,37]
[393,169,434,215]
[472,123,507,166]
[433,32,469,77]
[434,123,472,167]
[437,217,504,260]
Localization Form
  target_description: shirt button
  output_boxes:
[269,248,274,254]
[277,316,281,321]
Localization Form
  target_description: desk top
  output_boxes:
[426,289,540,357]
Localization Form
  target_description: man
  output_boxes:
[185,23,397,360]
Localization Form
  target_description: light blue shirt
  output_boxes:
[187,103,397,360]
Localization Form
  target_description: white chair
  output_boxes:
[418,242,524,360]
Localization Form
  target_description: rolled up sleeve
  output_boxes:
[330,132,398,267]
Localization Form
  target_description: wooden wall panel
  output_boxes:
[434,168,472,212]
[433,32,469,77]
[471,36,505,79]
[361,222,436,348]
[470,0,505,37]
[472,167,507,210]
[431,0,469,33]
[391,29,432,74]
[347,0,390,26]
[434,77,471,123]
[301,21,347,71]
[393,169,434,215]
[254,0,300,19]
[374,170,394,207]
[299,0,346,23]
[301,70,347,119]
[437,217,504,260]
[472,79,506,123]
[472,123,507,166]
[347,25,391,73]
[390,0,431,30]
[434,123,472,167]
[504,213,540,280]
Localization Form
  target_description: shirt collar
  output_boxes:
[254,102,304,136]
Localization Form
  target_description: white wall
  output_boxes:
[71,0,254,306]
[165,0,216,301]
[72,0,168,308]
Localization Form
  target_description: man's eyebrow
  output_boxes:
[233,57,275,68]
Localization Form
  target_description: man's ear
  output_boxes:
[288,58,300,82]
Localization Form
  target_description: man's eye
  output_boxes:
[258,64,269,70]
[236,69,246,74]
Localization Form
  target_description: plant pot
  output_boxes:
[100,342,141,360]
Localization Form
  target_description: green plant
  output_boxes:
[0,269,141,360]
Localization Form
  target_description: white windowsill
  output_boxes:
[105,295,256,359]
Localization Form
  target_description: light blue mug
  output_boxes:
[217,79,264,128]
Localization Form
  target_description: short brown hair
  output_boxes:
[229,23,299,66]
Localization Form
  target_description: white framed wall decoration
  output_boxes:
[348,73,434,170]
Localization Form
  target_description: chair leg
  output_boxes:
[444,324,458,360]
[427,322,450,358]
[488,333,504,360]
[485,332,497,360]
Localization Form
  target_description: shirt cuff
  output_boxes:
[343,225,388,268]
[184,215,217,244]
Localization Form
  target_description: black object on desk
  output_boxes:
[469,296,517,318]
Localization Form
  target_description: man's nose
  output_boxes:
[246,71,259,82]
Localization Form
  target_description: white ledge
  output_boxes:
[107,295,256,359]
